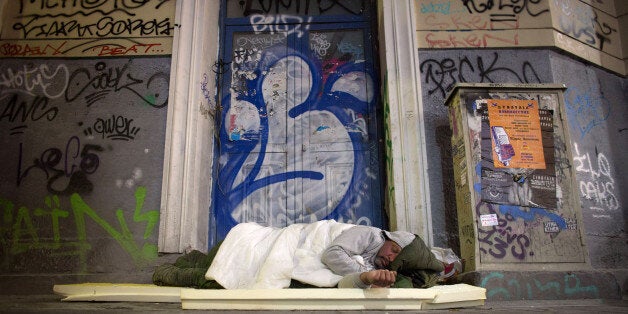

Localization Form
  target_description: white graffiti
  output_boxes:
[235,35,286,49]
[572,143,619,214]
[344,108,367,137]
[225,52,375,226]
[0,64,69,99]
[116,167,143,189]
[331,71,374,103]
[233,47,262,66]
[310,33,331,57]
[249,14,312,38]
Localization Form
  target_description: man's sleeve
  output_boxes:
[321,226,379,275]
[337,273,370,288]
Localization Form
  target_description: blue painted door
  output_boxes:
[213,1,384,241]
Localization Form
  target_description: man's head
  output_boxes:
[374,231,415,269]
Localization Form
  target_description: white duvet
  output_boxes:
[205,220,354,289]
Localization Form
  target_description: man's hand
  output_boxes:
[359,269,397,287]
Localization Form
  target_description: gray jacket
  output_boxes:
[321,225,386,288]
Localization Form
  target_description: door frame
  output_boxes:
[158,0,433,253]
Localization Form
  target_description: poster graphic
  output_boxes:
[480,99,557,209]
[487,99,545,169]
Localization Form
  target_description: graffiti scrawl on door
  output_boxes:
[214,26,384,239]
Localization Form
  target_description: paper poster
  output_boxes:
[480,214,499,226]
[487,99,545,169]
[479,100,557,209]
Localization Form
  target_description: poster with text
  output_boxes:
[487,99,545,169]
[480,99,557,209]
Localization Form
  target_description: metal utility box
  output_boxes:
[444,83,589,272]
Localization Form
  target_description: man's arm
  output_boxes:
[337,270,398,288]
[321,245,367,275]
[321,226,382,275]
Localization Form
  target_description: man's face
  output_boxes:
[374,240,402,269]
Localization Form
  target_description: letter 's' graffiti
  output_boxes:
[572,143,619,218]
[0,94,58,135]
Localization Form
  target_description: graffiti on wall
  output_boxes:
[230,0,368,17]
[0,0,176,57]
[250,14,313,38]
[564,87,611,139]
[415,0,623,75]
[0,0,173,277]
[572,143,619,219]
[553,0,619,53]
[0,57,169,272]
[416,0,550,48]
[1,60,168,134]
[16,136,102,195]
[446,88,586,265]
[419,52,542,98]
[564,85,620,221]
[65,61,169,108]
[419,50,556,257]
[0,187,159,270]
[214,27,383,238]
[481,271,599,300]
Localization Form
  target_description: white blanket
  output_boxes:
[205,220,354,289]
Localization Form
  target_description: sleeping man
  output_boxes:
[153,220,447,289]
[321,225,415,288]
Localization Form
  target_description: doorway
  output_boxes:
[212,0,385,241]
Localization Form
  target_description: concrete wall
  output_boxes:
[415,0,624,75]
[418,49,627,301]
[550,52,627,270]
[415,0,627,297]
[0,1,175,292]
[417,49,554,246]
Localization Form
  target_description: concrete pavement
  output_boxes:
[1,294,626,313]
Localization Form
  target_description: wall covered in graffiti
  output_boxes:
[446,85,588,271]
[418,49,553,248]
[0,1,174,278]
[414,0,624,75]
[550,52,627,269]
[418,48,627,270]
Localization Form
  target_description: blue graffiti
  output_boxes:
[315,125,330,133]
[499,205,566,229]
[474,163,482,192]
[214,44,378,238]
[481,271,599,300]
[564,87,610,139]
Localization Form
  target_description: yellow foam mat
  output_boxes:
[54,283,485,310]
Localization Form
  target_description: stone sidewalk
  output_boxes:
[1,294,626,313]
